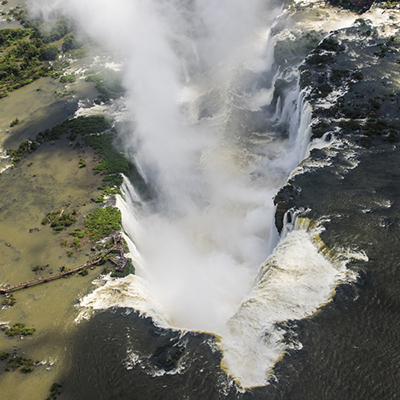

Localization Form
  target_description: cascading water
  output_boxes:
[32,0,358,389]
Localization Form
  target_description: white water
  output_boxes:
[32,0,359,388]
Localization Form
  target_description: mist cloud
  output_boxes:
[28,0,298,328]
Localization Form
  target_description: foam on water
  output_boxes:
[289,137,362,180]
[219,217,361,387]
[75,274,171,327]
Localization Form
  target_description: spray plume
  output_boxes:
[28,0,349,387]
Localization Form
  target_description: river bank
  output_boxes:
[0,18,129,400]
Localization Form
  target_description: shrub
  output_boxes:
[60,74,76,84]
[10,118,19,127]
[2,294,16,306]
[42,210,76,231]
[78,269,88,276]
[85,206,121,241]
[5,323,35,336]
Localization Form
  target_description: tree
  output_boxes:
[62,32,76,52]
[41,43,59,61]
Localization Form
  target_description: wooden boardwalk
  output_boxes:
[0,235,127,294]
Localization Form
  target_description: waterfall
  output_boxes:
[31,0,358,389]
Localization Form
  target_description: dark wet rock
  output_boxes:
[327,0,374,13]
[274,184,297,233]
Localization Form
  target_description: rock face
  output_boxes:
[303,24,400,147]
[275,9,400,232]
[273,184,297,234]
[327,0,375,13]
[268,7,400,399]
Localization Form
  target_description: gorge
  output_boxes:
[0,0,399,399]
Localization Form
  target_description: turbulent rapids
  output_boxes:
[36,0,360,388]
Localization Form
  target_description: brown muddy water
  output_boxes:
[0,0,22,29]
[0,76,98,150]
[0,135,107,399]
[0,16,119,394]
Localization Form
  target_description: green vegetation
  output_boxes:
[111,258,135,278]
[62,32,82,52]
[0,28,30,49]
[78,268,89,276]
[84,206,121,241]
[5,323,35,336]
[381,0,400,9]
[2,294,16,306]
[327,0,374,13]
[69,228,87,239]
[339,119,361,133]
[6,116,111,165]
[41,210,76,231]
[355,18,367,26]
[85,133,128,185]
[41,18,74,44]
[6,140,38,165]
[351,71,364,81]
[330,69,349,85]
[85,73,111,103]
[60,74,76,84]
[0,350,39,373]
[41,43,59,60]
[67,47,86,59]
[47,382,62,399]
[37,115,111,142]
[85,70,124,104]
[274,30,322,68]
[313,83,333,99]
[0,29,53,97]
[9,117,19,127]
[5,355,34,373]
[0,9,89,97]
[311,121,329,139]
[70,237,81,250]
